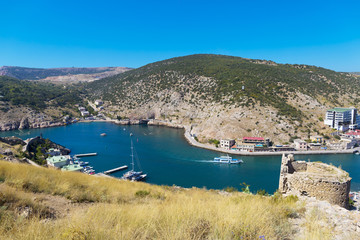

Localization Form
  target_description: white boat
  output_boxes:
[213,155,243,164]
[100,133,107,136]
[122,133,147,181]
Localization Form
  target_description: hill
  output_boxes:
[85,54,360,143]
[0,76,83,131]
[0,66,132,83]
[0,160,357,240]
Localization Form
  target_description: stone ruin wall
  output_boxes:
[279,154,351,209]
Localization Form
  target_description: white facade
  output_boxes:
[293,139,307,151]
[95,100,103,106]
[234,143,255,152]
[220,139,235,150]
[81,111,90,117]
[324,107,357,131]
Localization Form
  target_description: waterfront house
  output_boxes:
[346,130,360,138]
[47,155,69,168]
[220,139,235,150]
[293,139,308,151]
[233,143,255,152]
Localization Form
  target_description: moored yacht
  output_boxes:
[121,133,147,181]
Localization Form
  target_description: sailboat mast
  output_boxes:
[130,133,134,171]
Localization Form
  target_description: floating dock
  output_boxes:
[104,165,128,174]
[74,153,97,157]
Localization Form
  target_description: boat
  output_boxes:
[122,133,147,181]
[79,161,89,166]
[100,133,107,136]
[213,155,243,164]
[355,152,360,155]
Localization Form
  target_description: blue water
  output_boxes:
[1,122,360,193]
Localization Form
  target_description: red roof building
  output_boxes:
[243,137,264,141]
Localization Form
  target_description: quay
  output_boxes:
[184,130,360,156]
[104,165,128,174]
[74,153,97,157]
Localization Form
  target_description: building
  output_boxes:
[310,135,324,143]
[324,107,358,131]
[81,111,90,117]
[293,139,308,151]
[61,164,83,172]
[242,137,270,147]
[232,143,255,152]
[47,155,69,168]
[95,100,103,106]
[78,107,86,112]
[220,139,235,150]
[46,148,61,157]
[346,129,360,138]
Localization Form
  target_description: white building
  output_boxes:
[81,111,90,117]
[233,143,255,152]
[47,155,69,168]
[324,107,357,131]
[220,139,235,150]
[78,107,86,112]
[293,139,307,151]
[95,100,103,106]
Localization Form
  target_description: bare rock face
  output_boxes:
[0,107,62,132]
[19,117,29,129]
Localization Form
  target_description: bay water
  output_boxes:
[1,122,359,193]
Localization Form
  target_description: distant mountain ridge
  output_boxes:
[0,66,132,82]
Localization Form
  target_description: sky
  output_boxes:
[1,0,360,71]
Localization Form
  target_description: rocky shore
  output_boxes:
[0,107,65,131]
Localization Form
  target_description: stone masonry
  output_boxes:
[279,153,351,209]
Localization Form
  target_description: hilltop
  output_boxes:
[85,54,360,143]
[0,66,132,83]
[0,160,358,239]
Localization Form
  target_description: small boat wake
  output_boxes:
[192,159,217,163]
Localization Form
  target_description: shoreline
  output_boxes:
[183,129,358,156]
[2,118,358,156]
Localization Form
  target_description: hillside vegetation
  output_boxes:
[0,161,334,240]
[0,76,83,110]
[85,54,360,142]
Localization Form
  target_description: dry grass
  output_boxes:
[297,207,333,240]
[0,161,306,239]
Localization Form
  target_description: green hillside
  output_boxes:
[0,76,83,110]
[86,54,360,121]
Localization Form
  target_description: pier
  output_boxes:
[104,165,128,174]
[74,153,97,157]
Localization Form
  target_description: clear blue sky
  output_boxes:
[1,0,360,71]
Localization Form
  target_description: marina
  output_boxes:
[2,122,360,193]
